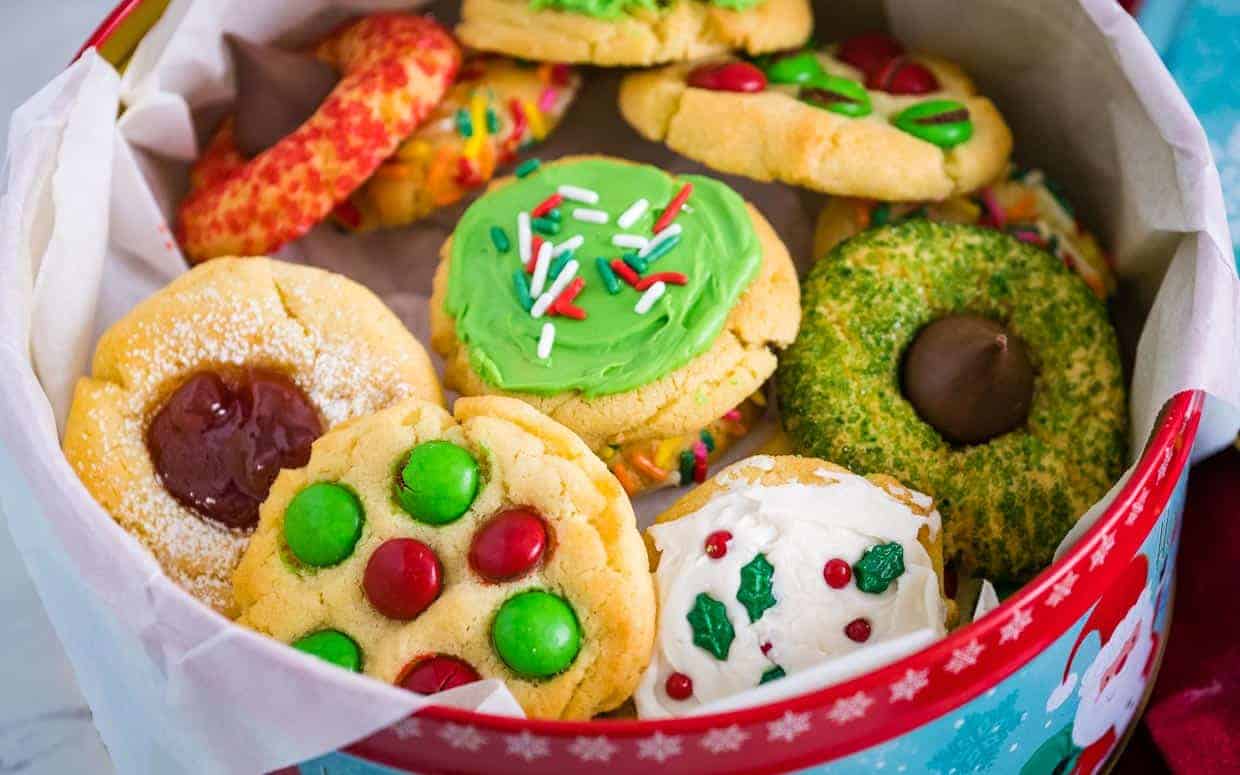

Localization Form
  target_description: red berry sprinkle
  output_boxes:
[398,655,481,694]
[665,672,694,700]
[704,530,732,559]
[823,558,853,588]
[687,62,768,93]
[363,538,443,620]
[760,642,773,655]
[468,508,549,582]
[836,32,905,76]
[845,618,873,643]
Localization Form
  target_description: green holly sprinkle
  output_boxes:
[760,665,786,684]
[687,593,734,660]
[854,542,906,594]
[737,554,777,622]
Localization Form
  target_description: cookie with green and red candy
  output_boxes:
[232,396,655,720]
[618,32,1013,201]
[635,455,953,718]
[813,164,1117,299]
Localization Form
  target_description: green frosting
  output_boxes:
[530,0,761,20]
[446,158,762,396]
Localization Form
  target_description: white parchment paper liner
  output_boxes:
[1,0,1236,772]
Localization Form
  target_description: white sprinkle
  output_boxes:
[531,259,579,318]
[639,222,683,258]
[537,322,556,360]
[553,234,585,256]
[617,198,649,229]
[557,184,599,204]
[635,281,666,314]
[613,233,650,251]
[529,239,553,297]
[517,212,532,265]
[572,208,609,225]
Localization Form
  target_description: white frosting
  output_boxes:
[635,467,947,719]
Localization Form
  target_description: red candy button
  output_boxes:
[845,618,872,643]
[468,508,549,582]
[704,530,732,559]
[687,61,768,93]
[398,655,482,694]
[868,57,939,95]
[665,672,694,700]
[363,538,442,620]
[836,32,905,76]
[823,558,852,588]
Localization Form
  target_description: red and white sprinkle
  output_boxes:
[529,239,553,297]
[554,234,584,256]
[639,222,683,258]
[635,281,666,314]
[518,212,532,265]
[572,208,609,225]
[557,184,599,205]
[531,259,580,318]
[617,198,650,229]
[613,234,650,251]
[537,322,556,360]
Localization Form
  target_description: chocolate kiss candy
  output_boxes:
[902,314,1035,445]
[226,34,339,158]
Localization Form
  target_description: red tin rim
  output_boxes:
[75,0,1204,761]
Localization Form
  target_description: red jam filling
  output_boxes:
[146,369,323,531]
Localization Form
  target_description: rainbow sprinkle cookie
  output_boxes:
[429,156,800,495]
[232,396,655,720]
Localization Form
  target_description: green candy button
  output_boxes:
[893,99,973,148]
[292,629,362,672]
[397,441,480,525]
[491,591,581,678]
[799,75,872,118]
[764,50,825,85]
[284,483,363,567]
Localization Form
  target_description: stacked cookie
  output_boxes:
[61,7,1130,722]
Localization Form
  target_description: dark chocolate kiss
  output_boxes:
[226,34,339,158]
[901,314,1035,445]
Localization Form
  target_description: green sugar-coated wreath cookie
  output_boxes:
[776,221,1127,582]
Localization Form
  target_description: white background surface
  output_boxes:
[1,5,117,773]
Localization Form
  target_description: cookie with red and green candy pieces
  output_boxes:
[232,396,655,720]
[635,454,953,718]
[619,31,1014,201]
[815,163,1117,299]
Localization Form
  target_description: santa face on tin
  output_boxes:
[1071,589,1155,749]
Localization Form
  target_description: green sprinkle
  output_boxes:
[700,430,716,453]
[455,108,473,138]
[871,202,892,227]
[679,449,695,486]
[644,234,681,263]
[545,208,562,223]
[532,217,560,236]
[490,225,511,253]
[485,106,501,133]
[760,665,786,685]
[854,542,906,594]
[596,257,621,294]
[623,252,648,274]
[548,252,572,282]
[513,269,533,311]
[515,158,541,178]
[687,592,734,660]
[737,554,777,622]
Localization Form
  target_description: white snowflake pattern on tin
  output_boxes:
[390,717,421,740]
[999,607,1033,643]
[437,722,487,752]
[637,731,683,762]
[826,692,874,725]
[700,725,749,754]
[504,730,550,762]
[944,640,985,674]
[768,710,814,740]
[1045,570,1079,607]
[1125,486,1150,526]
[889,668,930,702]
[568,736,618,763]
[1090,531,1116,569]
[1156,444,1174,483]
